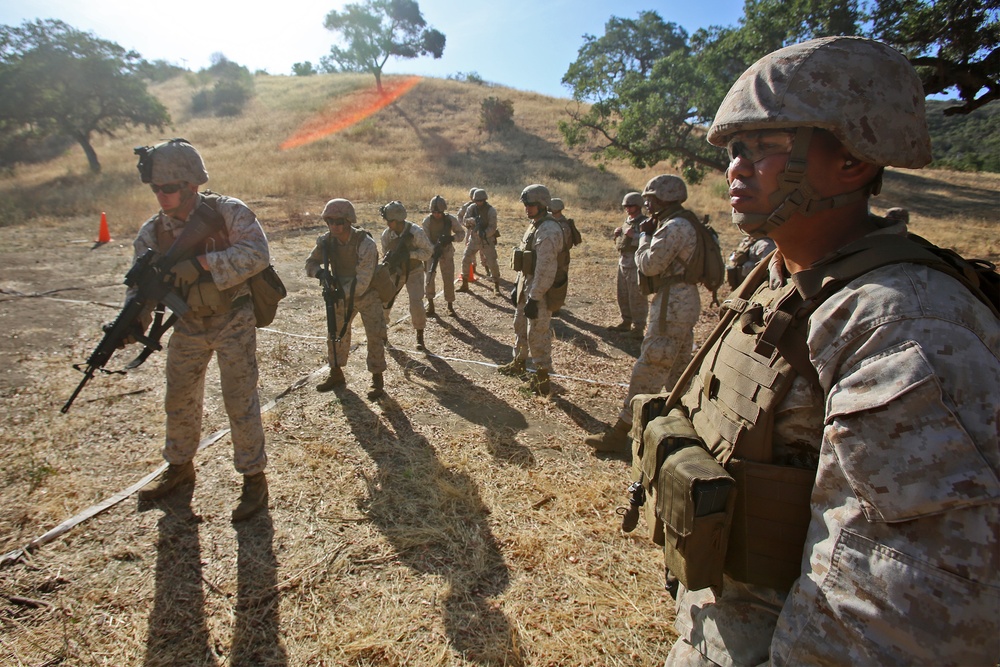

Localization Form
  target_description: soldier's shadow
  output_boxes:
[338,389,522,666]
[231,511,288,666]
[555,309,640,357]
[142,484,216,667]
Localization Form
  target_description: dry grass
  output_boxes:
[0,72,996,666]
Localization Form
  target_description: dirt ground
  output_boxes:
[0,212,733,666]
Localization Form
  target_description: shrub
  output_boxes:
[480,96,514,135]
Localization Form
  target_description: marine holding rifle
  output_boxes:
[422,195,465,317]
[131,139,271,522]
[458,188,502,295]
[379,201,433,350]
[305,199,388,400]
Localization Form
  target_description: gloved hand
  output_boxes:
[315,268,331,283]
[613,227,623,239]
[117,321,146,349]
[524,298,539,319]
[639,218,656,235]
[171,259,204,289]
[509,285,518,307]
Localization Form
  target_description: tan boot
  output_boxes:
[426,298,435,317]
[316,366,346,392]
[415,329,426,351]
[456,277,469,293]
[232,472,268,522]
[608,321,631,332]
[138,462,195,501]
[584,419,632,453]
[497,358,527,377]
[367,372,384,400]
[526,369,551,396]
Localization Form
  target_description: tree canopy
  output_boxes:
[561,0,999,179]
[321,0,445,92]
[0,19,170,173]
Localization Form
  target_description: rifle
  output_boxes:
[319,239,353,369]
[427,230,454,275]
[470,207,488,243]
[61,204,220,413]
[380,226,413,310]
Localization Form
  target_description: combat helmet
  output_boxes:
[622,192,643,208]
[429,195,447,213]
[322,198,356,225]
[550,197,565,212]
[519,184,551,209]
[707,36,932,235]
[380,201,407,222]
[642,175,687,203]
[472,189,488,202]
[135,138,209,185]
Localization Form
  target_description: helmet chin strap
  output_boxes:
[734,127,882,237]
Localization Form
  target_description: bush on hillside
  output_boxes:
[480,96,514,135]
[190,53,255,117]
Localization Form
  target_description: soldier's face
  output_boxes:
[327,218,351,243]
[624,204,641,217]
[152,181,197,218]
[387,219,404,235]
[523,203,540,218]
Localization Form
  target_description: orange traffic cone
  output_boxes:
[468,262,476,282]
[96,211,112,243]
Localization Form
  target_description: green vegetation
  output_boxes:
[926,100,1000,172]
[190,53,255,117]
[480,96,514,135]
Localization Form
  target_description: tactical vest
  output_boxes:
[640,205,699,294]
[616,215,645,254]
[324,227,368,282]
[426,215,455,244]
[155,193,237,318]
[386,222,423,272]
[467,205,495,246]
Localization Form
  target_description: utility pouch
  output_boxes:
[522,249,536,275]
[658,444,736,592]
[724,459,814,590]
[546,276,568,312]
[511,248,523,272]
[639,273,656,296]
[186,281,229,317]
[248,265,286,327]
[371,264,396,304]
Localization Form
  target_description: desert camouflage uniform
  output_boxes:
[726,235,776,288]
[381,221,433,330]
[423,212,465,303]
[618,211,700,425]
[132,193,269,475]
[511,215,563,372]
[667,222,1000,667]
[616,212,649,330]
[461,202,501,283]
[304,228,387,375]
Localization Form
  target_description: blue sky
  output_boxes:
[0,0,747,98]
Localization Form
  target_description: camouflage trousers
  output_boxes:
[386,266,426,331]
[461,236,500,283]
[617,259,648,328]
[425,244,456,302]
[618,327,694,424]
[512,290,553,372]
[164,304,266,475]
[327,290,387,374]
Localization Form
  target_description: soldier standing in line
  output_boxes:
[132,139,270,522]
[458,188,502,295]
[725,234,776,290]
[497,184,564,396]
[305,199,387,400]
[547,197,578,316]
[379,201,433,350]
[634,37,998,666]
[609,192,649,339]
[422,195,465,317]
[585,175,702,453]
[456,187,491,278]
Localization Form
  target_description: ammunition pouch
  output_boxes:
[511,247,535,274]
[640,272,678,296]
[511,248,523,272]
[546,274,568,312]
[371,264,397,304]
[185,279,229,317]
[637,407,736,592]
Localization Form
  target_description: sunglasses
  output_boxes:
[726,131,796,163]
[150,182,186,194]
[324,217,350,226]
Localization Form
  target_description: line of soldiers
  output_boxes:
[115,35,995,666]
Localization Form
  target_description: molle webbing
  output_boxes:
[326,228,364,280]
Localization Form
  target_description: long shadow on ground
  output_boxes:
[336,387,521,666]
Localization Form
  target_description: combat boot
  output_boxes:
[447,301,456,316]
[497,358,527,378]
[367,373,384,400]
[138,461,195,501]
[630,325,645,340]
[456,277,469,293]
[608,321,631,332]
[316,366,346,392]
[493,281,502,296]
[526,369,550,396]
[232,472,268,522]
[416,329,426,351]
[426,298,436,317]
[584,419,632,454]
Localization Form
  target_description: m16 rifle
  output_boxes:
[427,230,454,275]
[61,205,221,413]
[319,238,353,369]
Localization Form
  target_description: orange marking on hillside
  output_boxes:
[280,76,422,150]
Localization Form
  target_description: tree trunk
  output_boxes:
[75,133,101,173]
[374,69,383,94]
